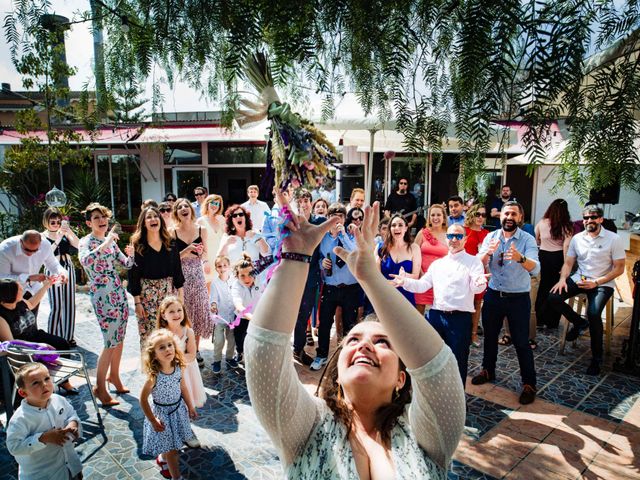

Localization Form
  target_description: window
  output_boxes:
[207,144,266,164]
[164,143,202,165]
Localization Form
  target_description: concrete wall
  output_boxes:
[532,165,640,225]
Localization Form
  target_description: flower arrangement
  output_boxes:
[236,52,338,190]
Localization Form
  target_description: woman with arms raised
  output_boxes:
[245,200,465,479]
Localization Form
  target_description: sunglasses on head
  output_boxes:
[446,233,464,241]
[583,215,601,221]
[232,212,245,218]
[159,208,171,213]
[475,212,487,218]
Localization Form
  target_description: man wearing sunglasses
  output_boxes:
[383,178,417,228]
[547,205,625,375]
[393,224,488,386]
[191,186,208,218]
[241,185,270,232]
[0,230,68,314]
[472,201,540,405]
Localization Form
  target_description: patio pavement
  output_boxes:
[1,292,639,479]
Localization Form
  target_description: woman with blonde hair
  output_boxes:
[413,204,448,314]
[197,194,225,288]
[245,199,464,478]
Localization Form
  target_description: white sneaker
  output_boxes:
[310,356,328,371]
[185,436,201,449]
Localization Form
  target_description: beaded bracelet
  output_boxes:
[281,252,313,263]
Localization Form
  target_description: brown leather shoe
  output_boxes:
[519,384,537,405]
[471,369,495,385]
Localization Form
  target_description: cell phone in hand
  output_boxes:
[109,219,123,235]
[61,219,69,229]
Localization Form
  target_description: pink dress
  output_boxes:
[414,229,448,306]
[178,327,207,408]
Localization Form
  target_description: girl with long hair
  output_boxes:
[464,204,490,347]
[245,199,464,479]
[140,329,197,479]
[535,198,573,329]
[79,203,134,406]
[377,214,421,306]
[41,208,79,344]
[171,198,212,367]
[413,204,448,314]
[128,206,185,346]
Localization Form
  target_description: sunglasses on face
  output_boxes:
[351,215,363,221]
[166,197,176,202]
[159,208,171,213]
[194,192,205,197]
[446,233,465,241]
[21,242,39,253]
[583,215,601,221]
[49,220,61,225]
[475,212,487,218]
[209,200,220,206]
[232,212,245,218]
[399,182,408,185]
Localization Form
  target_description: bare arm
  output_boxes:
[334,203,444,369]
[24,279,53,310]
[183,328,197,363]
[595,259,625,286]
[410,243,421,278]
[0,316,14,341]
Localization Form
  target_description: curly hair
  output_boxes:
[82,202,112,221]
[224,205,253,235]
[142,329,186,388]
[316,320,412,448]
[156,296,192,329]
[130,206,173,255]
[464,204,486,228]
[378,214,412,260]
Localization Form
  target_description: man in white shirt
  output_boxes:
[393,224,488,385]
[548,205,625,375]
[241,185,271,232]
[0,231,67,315]
[191,186,208,218]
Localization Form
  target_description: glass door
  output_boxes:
[173,168,207,201]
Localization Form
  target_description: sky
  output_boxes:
[0,0,369,121]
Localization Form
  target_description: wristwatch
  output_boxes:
[518,255,527,264]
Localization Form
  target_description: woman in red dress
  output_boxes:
[413,203,448,315]
[464,204,489,347]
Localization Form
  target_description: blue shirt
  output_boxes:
[479,228,540,293]
[448,214,465,226]
[319,232,357,286]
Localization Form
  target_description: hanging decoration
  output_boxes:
[45,186,67,207]
[236,52,338,190]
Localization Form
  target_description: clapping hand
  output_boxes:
[390,266,407,287]
[486,238,500,256]
[333,202,380,281]
[503,243,522,263]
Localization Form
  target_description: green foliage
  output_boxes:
[5,0,640,199]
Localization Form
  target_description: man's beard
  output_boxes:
[501,193,510,200]
[586,223,599,232]
[502,218,517,232]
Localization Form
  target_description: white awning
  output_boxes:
[132,125,269,144]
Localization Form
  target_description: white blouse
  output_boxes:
[245,323,466,479]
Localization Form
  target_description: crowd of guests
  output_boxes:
[0,179,626,479]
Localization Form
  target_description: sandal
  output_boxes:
[498,334,512,346]
[529,339,538,350]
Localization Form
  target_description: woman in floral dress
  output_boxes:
[79,203,134,407]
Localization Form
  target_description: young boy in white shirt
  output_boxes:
[7,362,83,480]
[210,255,237,373]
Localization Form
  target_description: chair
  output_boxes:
[559,294,614,355]
[4,345,102,426]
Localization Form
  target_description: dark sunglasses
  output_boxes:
[475,212,487,218]
[399,182,408,185]
[194,192,205,197]
[159,208,171,213]
[446,233,464,241]
[232,212,245,218]
[49,220,61,225]
[166,197,176,202]
[583,215,601,221]
[351,215,363,221]
[21,241,39,253]
[209,200,220,206]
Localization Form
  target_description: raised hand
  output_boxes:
[124,244,135,258]
[333,202,380,281]
[503,243,522,262]
[486,238,500,256]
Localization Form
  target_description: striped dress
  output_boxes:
[44,235,77,342]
